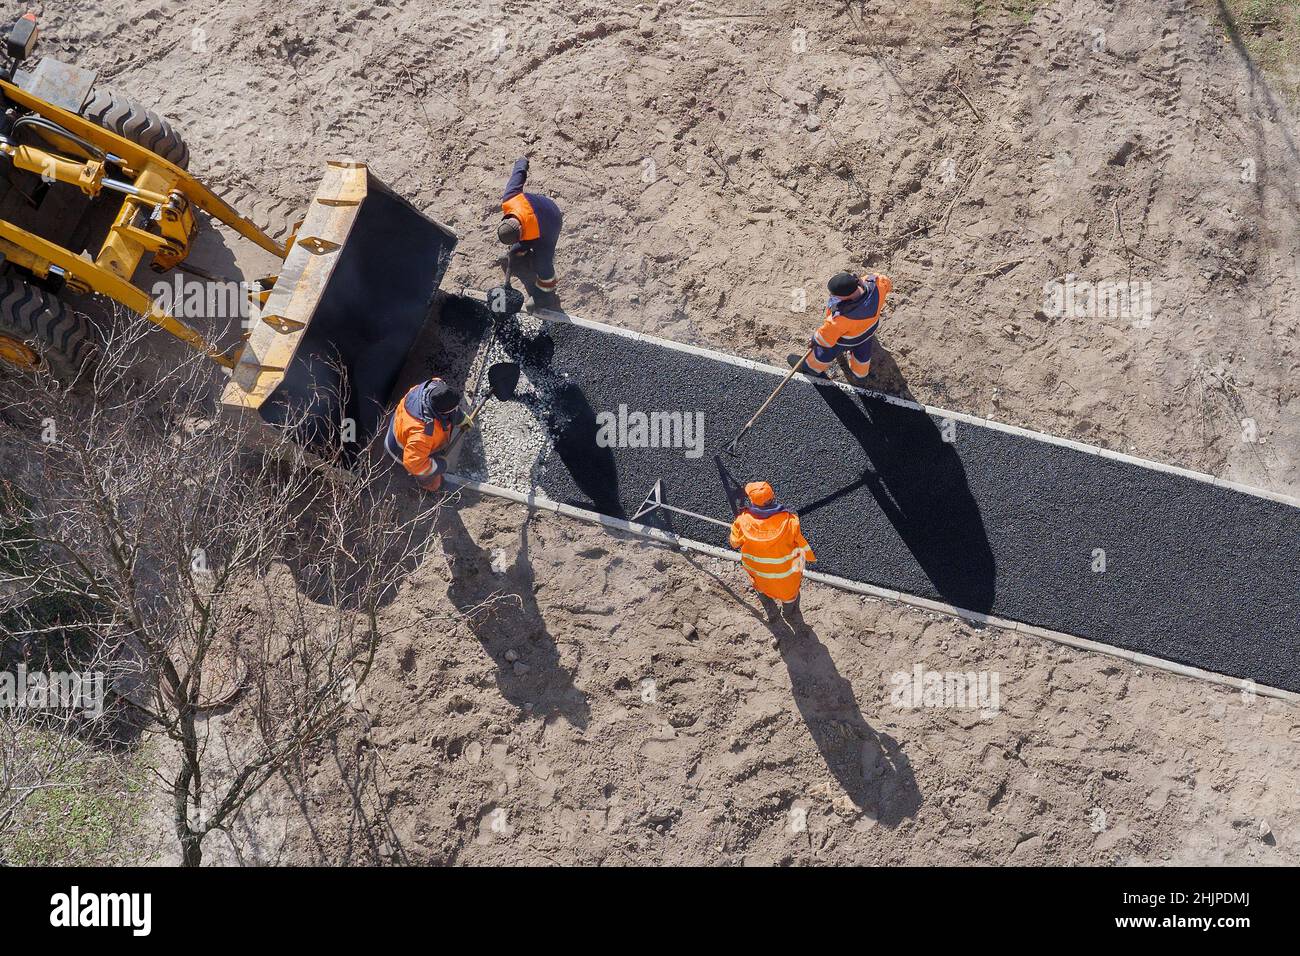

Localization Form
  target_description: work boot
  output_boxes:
[837,354,870,384]
[526,290,562,314]
[788,353,832,380]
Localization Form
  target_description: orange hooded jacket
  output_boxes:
[729,506,816,602]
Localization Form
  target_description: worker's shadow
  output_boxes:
[806,377,997,618]
[856,345,911,401]
[267,462,440,612]
[527,334,625,519]
[713,454,746,514]
[774,619,920,822]
[437,505,590,729]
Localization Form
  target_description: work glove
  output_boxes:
[451,404,474,431]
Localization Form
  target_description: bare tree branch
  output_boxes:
[0,310,445,865]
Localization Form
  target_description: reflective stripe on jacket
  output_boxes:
[814,274,892,349]
[387,383,451,480]
[729,507,816,602]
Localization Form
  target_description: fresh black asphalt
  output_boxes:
[433,296,1300,693]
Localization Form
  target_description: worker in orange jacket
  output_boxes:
[384,377,463,492]
[729,481,816,623]
[498,157,563,308]
[795,270,892,381]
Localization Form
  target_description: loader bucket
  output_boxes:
[220,161,457,461]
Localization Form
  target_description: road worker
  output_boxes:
[729,481,816,623]
[385,377,462,492]
[794,270,892,381]
[498,156,563,308]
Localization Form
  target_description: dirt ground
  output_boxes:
[40,0,1300,863]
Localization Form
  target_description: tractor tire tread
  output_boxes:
[213,184,305,245]
[80,87,191,169]
[0,276,96,382]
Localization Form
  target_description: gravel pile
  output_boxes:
[435,299,562,493]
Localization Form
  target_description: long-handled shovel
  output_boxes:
[443,361,521,456]
[723,348,812,456]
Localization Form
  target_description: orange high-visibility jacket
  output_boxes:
[813,274,892,350]
[390,388,451,482]
[729,508,816,602]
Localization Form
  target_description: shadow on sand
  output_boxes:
[715,449,920,820]
[768,613,921,823]
[437,505,590,729]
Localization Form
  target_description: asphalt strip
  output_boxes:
[416,294,1300,698]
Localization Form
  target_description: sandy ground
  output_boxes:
[36,0,1300,863]
[192,494,1300,866]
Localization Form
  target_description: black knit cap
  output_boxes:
[497,217,522,245]
[828,271,859,296]
[422,380,461,417]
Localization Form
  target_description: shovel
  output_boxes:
[486,258,526,318]
[442,361,521,455]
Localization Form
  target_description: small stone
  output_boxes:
[464,741,483,764]
[513,661,531,676]
[1259,819,1272,839]
[505,649,519,663]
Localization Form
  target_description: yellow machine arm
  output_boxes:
[0,78,293,367]
[0,80,286,256]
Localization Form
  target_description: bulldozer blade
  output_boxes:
[220,161,457,461]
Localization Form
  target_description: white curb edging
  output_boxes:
[444,473,1300,705]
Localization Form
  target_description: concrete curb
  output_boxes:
[444,473,1300,705]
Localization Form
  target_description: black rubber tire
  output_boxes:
[0,275,96,382]
[80,87,191,170]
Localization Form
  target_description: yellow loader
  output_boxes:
[0,13,457,455]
